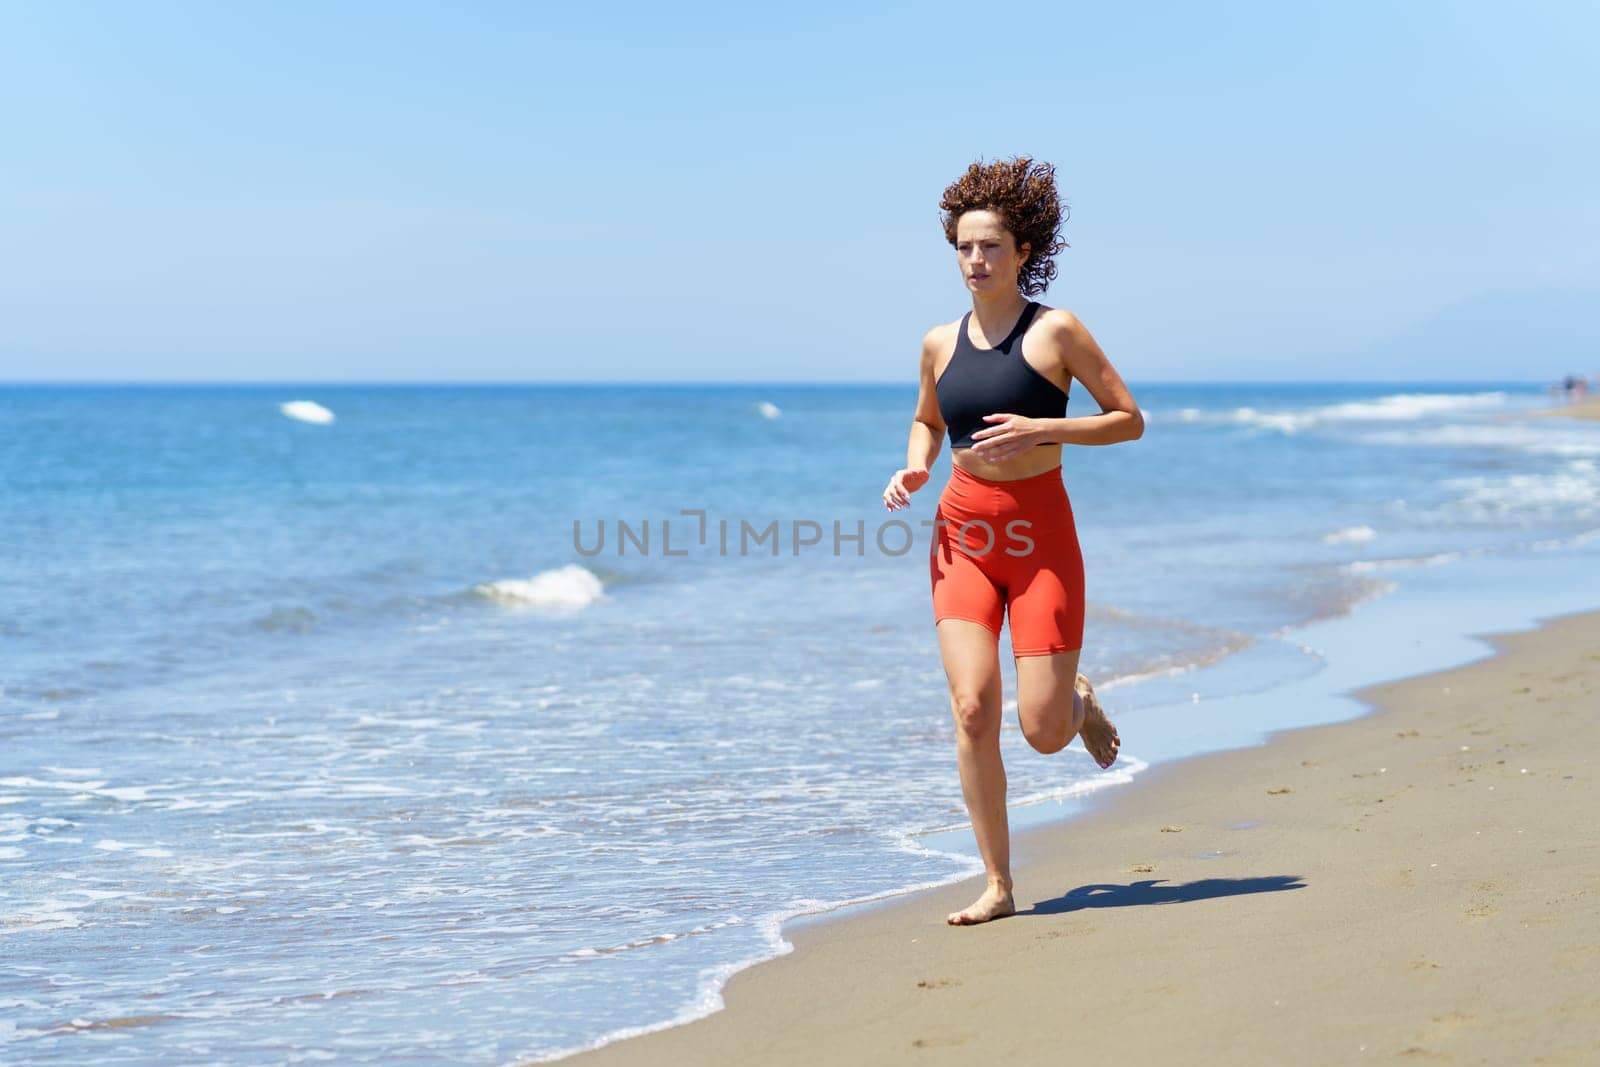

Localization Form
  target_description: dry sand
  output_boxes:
[551,609,1600,1066]
[1536,397,1600,420]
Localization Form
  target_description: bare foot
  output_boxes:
[1076,674,1120,769]
[946,883,1016,925]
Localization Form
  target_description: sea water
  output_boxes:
[2,382,1597,1064]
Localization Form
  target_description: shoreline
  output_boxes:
[545,605,1600,1065]
[1533,396,1600,420]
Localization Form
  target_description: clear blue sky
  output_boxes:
[2,1,1596,383]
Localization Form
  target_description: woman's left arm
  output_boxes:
[1043,310,1143,446]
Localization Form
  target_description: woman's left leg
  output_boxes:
[1004,487,1120,768]
[1014,653,1120,768]
[1015,650,1085,754]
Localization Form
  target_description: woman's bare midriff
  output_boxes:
[951,443,1064,481]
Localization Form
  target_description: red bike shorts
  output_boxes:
[928,463,1085,656]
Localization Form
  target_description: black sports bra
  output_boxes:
[935,301,1069,449]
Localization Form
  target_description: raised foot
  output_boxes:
[946,884,1016,926]
[1076,673,1120,770]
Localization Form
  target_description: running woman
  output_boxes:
[882,157,1144,926]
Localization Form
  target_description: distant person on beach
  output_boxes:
[882,157,1144,925]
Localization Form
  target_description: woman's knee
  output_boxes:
[949,690,1001,741]
[1018,689,1082,754]
[1021,719,1073,754]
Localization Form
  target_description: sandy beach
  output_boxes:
[1536,397,1600,420]
[553,608,1600,1066]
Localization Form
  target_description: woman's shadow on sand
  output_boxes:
[1024,875,1304,915]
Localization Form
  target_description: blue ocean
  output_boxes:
[4,382,1599,1064]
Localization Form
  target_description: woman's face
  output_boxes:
[955,210,1030,293]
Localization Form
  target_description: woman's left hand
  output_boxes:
[969,413,1046,462]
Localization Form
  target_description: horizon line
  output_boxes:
[0,377,1562,389]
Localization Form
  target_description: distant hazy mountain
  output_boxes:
[1346,287,1600,380]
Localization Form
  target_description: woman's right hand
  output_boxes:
[882,467,930,511]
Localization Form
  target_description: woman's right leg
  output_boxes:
[937,618,1017,925]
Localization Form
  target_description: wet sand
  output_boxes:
[549,608,1600,1065]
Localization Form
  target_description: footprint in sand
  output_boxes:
[1401,1017,1472,1055]
[1130,863,1155,873]
[1465,880,1501,920]
[1267,786,1292,795]
[1160,825,1184,833]
[915,977,961,989]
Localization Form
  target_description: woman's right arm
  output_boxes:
[907,328,945,471]
[883,329,944,510]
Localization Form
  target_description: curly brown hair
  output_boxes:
[938,156,1069,298]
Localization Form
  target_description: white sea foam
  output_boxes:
[556,915,748,962]
[353,714,449,730]
[1313,392,1507,420]
[1164,406,1307,432]
[95,786,155,802]
[1322,525,1377,544]
[92,840,173,858]
[162,797,251,813]
[1343,521,1600,573]
[1078,605,1259,692]
[1159,391,1509,434]
[1344,550,1476,573]
[279,400,335,425]
[756,401,781,419]
[335,783,414,796]
[1360,422,1600,457]
[1,888,136,937]
[0,776,159,804]
[0,898,87,934]
[472,565,606,610]
[0,776,107,791]
[1442,468,1600,518]
[1006,752,1150,811]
